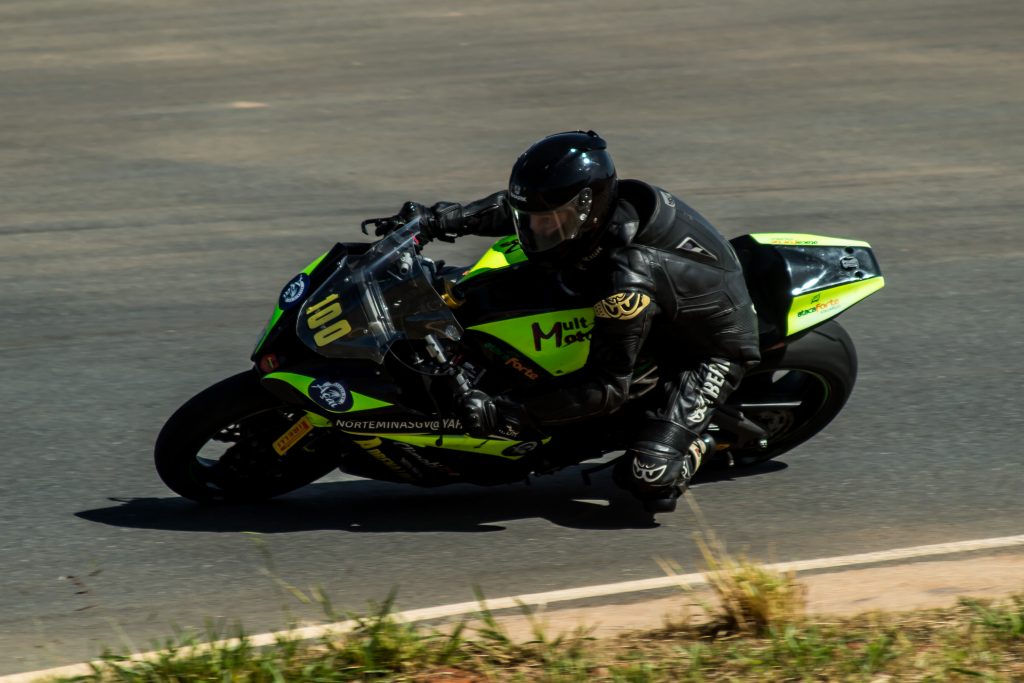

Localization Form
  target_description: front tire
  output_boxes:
[155,370,339,503]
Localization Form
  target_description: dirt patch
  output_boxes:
[480,551,1024,641]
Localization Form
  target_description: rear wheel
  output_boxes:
[155,370,340,503]
[724,320,858,466]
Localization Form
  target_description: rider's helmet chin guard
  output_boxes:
[508,130,618,262]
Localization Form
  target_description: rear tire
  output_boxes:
[726,320,858,466]
[155,370,339,503]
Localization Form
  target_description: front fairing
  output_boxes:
[296,222,462,363]
[252,249,334,360]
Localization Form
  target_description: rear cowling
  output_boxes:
[731,233,885,341]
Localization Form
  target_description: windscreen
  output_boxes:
[296,221,462,363]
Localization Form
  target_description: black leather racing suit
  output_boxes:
[432,180,762,474]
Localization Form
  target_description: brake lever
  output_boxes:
[360,217,389,235]
[361,216,420,242]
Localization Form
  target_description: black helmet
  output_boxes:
[507,130,618,259]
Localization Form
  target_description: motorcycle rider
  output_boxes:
[368,130,761,512]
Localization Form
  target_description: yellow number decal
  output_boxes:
[307,302,342,329]
[306,293,339,314]
[313,320,353,346]
[306,293,343,329]
[305,293,352,345]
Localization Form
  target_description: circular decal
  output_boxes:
[278,273,310,310]
[308,378,353,413]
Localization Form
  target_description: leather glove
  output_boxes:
[457,389,498,438]
[361,201,465,243]
[456,390,534,440]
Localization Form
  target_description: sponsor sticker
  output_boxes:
[278,273,310,310]
[504,356,539,380]
[309,378,354,412]
[532,315,592,351]
[796,293,840,318]
[770,238,819,246]
[273,415,314,456]
[337,418,462,432]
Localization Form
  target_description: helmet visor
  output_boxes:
[511,189,593,254]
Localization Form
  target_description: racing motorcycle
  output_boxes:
[155,218,884,504]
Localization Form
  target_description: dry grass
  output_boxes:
[695,533,806,636]
[60,523,1024,682]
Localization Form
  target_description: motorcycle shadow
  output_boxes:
[76,460,786,534]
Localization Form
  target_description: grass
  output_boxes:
[58,555,1024,682]
[57,511,1024,681]
[694,532,806,637]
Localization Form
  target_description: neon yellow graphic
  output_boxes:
[469,308,594,375]
[460,235,528,282]
[786,277,885,335]
[751,233,871,248]
[262,371,393,412]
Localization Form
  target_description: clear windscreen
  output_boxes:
[296,220,462,363]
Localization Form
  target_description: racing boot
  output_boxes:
[614,435,713,513]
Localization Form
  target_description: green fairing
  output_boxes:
[262,371,393,413]
[356,433,551,460]
[459,235,528,282]
[469,308,594,375]
[786,277,886,335]
[461,236,596,375]
[253,250,331,356]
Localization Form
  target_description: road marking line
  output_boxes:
[5,533,1024,683]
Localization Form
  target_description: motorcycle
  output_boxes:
[155,218,884,504]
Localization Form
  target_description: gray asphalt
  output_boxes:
[2,0,1022,673]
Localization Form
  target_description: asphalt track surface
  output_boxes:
[1,0,1022,673]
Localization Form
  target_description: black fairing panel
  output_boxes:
[730,235,882,343]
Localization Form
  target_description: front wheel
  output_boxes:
[724,320,858,466]
[155,370,340,503]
